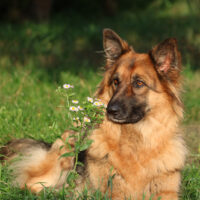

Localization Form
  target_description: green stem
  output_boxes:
[73,123,82,171]
[66,92,73,124]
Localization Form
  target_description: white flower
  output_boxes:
[87,97,93,103]
[63,84,70,89]
[83,116,91,123]
[93,101,103,107]
[78,106,84,111]
[63,84,74,89]
[73,117,79,120]
[69,106,78,112]
[72,100,79,104]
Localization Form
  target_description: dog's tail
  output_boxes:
[0,138,51,162]
[0,131,75,193]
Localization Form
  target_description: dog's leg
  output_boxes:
[11,130,76,193]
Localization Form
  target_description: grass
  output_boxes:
[0,1,200,199]
[0,65,101,144]
[181,164,200,200]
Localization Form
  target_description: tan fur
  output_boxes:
[89,49,186,199]
[5,131,75,192]
[1,30,186,199]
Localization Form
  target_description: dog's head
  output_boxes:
[97,29,182,124]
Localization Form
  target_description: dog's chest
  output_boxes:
[87,134,151,191]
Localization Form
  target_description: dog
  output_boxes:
[0,29,186,199]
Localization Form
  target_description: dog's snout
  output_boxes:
[107,104,121,115]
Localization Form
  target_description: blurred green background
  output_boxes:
[0,0,199,199]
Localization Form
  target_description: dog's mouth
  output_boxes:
[107,114,127,124]
[107,112,145,124]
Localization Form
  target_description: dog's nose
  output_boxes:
[107,104,120,115]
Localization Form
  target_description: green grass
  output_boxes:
[0,1,200,199]
[0,65,101,144]
[181,164,200,200]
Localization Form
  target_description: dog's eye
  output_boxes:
[133,80,145,88]
[113,78,119,87]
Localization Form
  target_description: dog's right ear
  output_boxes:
[103,29,131,66]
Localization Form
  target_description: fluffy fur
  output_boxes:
[1,29,186,200]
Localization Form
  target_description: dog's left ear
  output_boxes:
[103,29,131,66]
[150,38,181,82]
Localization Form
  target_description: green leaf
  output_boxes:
[68,93,75,97]
[60,152,75,158]
[70,127,80,132]
[67,171,79,187]
[80,139,93,151]
[67,172,75,184]
[77,161,84,167]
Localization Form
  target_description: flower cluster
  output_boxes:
[87,97,105,107]
[58,83,105,193]
[69,106,79,112]
[69,102,90,123]
[93,101,104,107]
[69,105,84,112]
[61,83,105,128]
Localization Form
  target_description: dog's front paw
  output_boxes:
[61,130,76,147]
[50,130,77,170]
[51,130,76,152]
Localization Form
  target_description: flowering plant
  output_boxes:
[56,83,105,196]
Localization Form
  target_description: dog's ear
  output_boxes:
[103,29,131,66]
[150,38,181,82]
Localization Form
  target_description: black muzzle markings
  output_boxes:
[106,88,147,124]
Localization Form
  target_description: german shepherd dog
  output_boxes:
[1,29,186,199]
